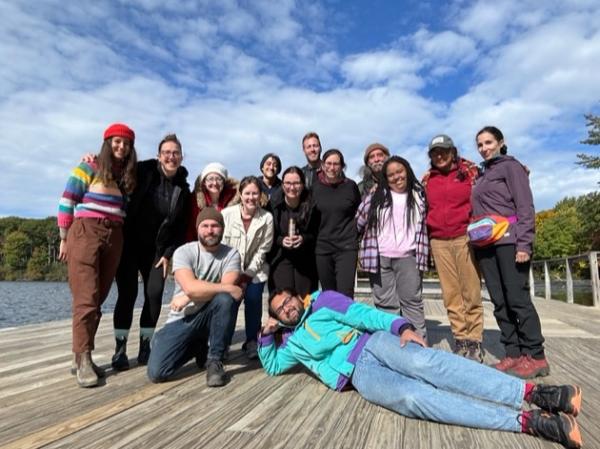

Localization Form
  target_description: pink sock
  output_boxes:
[523,382,535,403]
[520,410,531,433]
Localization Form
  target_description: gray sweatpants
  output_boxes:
[368,255,426,341]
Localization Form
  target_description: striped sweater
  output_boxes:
[57,162,126,230]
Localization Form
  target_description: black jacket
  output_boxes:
[267,189,319,267]
[125,159,190,259]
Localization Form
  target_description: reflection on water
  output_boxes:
[0,281,175,329]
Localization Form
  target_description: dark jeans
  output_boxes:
[268,257,318,296]
[147,293,236,382]
[114,242,166,331]
[474,244,545,358]
[229,281,264,344]
[315,250,358,298]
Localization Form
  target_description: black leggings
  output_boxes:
[114,243,167,331]
[268,256,318,296]
[475,244,545,358]
[315,250,358,298]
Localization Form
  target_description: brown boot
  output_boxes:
[75,352,99,388]
[71,353,106,378]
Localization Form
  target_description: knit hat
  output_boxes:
[201,162,228,183]
[196,207,225,229]
[260,153,282,175]
[104,123,135,143]
[428,134,455,151]
[363,143,390,164]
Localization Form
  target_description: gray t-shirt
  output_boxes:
[166,242,241,323]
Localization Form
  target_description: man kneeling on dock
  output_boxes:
[147,208,242,387]
[259,289,583,449]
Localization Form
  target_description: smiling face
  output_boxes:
[203,173,225,196]
[270,292,304,326]
[323,153,343,181]
[240,181,260,214]
[110,136,132,161]
[261,157,279,180]
[197,219,223,248]
[367,148,387,173]
[303,137,321,164]
[386,161,408,193]
[158,141,182,177]
[429,147,454,172]
[282,172,303,202]
[477,131,504,161]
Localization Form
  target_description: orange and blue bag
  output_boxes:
[467,215,517,247]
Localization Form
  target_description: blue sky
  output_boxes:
[1,0,599,218]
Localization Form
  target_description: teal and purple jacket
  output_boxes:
[258,290,413,391]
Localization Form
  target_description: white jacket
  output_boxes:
[222,204,274,283]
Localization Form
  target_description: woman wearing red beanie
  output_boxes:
[58,123,138,387]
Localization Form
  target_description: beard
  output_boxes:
[198,231,222,248]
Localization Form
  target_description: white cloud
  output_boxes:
[413,28,478,70]
[341,51,423,88]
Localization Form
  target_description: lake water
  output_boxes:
[0,281,175,329]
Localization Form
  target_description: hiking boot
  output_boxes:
[453,339,468,357]
[137,337,151,365]
[206,360,227,387]
[524,410,582,449]
[75,352,99,388]
[493,356,520,372]
[195,338,209,369]
[530,385,582,417]
[111,337,130,371]
[71,353,106,378]
[243,340,258,360]
[509,355,550,379]
[465,340,484,363]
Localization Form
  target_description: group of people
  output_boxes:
[57,123,582,449]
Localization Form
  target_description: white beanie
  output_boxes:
[201,162,228,183]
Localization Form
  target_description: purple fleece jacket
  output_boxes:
[471,155,535,254]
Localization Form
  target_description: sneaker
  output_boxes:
[509,355,550,379]
[195,338,209,369]
[137,337,151,365]
[111,337,130,371]
[465,341,484,363]
[244,340,258,360]
[493,356,521,372]
[206,360,227,387]
[525,410,582,449]
[76,352,99,388]
[453,340,468,357]
[530,385,582,417]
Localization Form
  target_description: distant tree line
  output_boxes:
[0,216,66,281]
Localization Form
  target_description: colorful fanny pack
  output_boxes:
[467,215,517,247]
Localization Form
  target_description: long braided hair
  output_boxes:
[366,155,423,232]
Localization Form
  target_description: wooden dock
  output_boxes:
[1,296,599,449]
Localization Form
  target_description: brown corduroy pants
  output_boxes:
[67,218,123,353]
[430,235,483,342]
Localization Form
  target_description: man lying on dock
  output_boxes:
[147,207,242,387]
[258,289,583,449]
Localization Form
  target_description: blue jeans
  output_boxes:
[229,281,264,344]
[352,331,524,432]
[147,293,236,382]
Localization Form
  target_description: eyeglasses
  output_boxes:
[160,150,182,158]
[274,295,294,316]
[283,181,302,188]
[324,161,341,167]
[205,176,224,184]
